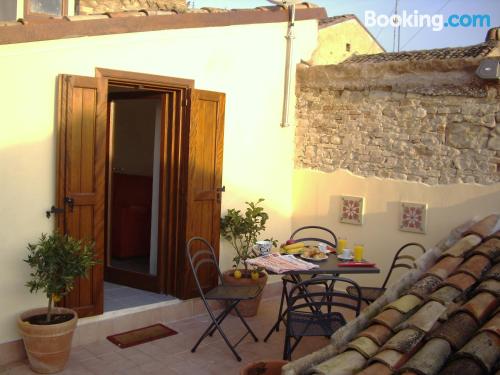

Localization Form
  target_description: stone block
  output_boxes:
[446,123,489,149]
[487,135,500,151]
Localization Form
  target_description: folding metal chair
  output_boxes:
[186,236,262,362]
[346,242,426,304]
[264,225,338,342]
[283,276,362,360]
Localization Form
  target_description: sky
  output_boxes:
[193,0,499,52]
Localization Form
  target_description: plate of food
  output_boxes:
[301,248,328,261]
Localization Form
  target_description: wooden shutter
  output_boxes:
[56,74,107,317]
[177,89,225,299]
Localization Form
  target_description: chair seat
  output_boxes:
[346,286,385,302]
[288,311,346,337]
[205,285,262,301]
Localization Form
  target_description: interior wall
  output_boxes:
[112,98,158,177]
[0,20,318,343]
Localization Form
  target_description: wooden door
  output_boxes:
[56,74,107,317]
[176,89,225,299]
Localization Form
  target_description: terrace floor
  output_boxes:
[3,296,341,375]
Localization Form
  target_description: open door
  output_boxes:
[56,74,108,317]
[175,89,226,299]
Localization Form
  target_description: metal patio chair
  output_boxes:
[264,225,338,342]
[346,242,426,304]
[186,236,262,362]
[283,276,362,360]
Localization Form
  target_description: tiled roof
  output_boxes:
[343,40,498,64]
[0,3,326,45]
[285,214,500,375]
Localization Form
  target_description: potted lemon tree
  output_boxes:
[19,232,97,374]
[220,199,276,317]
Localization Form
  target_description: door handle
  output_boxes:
[45,197,74,218]
[216,186,225,203]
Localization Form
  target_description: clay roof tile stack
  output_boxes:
[299,214,500,375]
[342,40,498,64]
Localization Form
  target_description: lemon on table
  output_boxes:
[233,270,242,279]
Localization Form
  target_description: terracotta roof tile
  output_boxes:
[424,256,463,280]
[487,230,500,240]
[442,235,482,258]
[467,238,500,261]
[312,350,367,374]
[343,41,497,64]
[440,357,484,375]
[479,311,500,336]
[382,328,425,353]
[443,273,477,292]
[384,295,422,314]
[407,275,442,299]
[399,338,451,375]
[455,255,491,280]
[429,312,479,350]
[369,349,409,371]
[358,324,393,346]
[373,309,405,331]
[357,362,394,375]
[429,285,462,305]
[347,336,380,358]
[463,215,500,239]
[475,279,500,297]
[287,216,500,375]
[456,331,500,372]
[459,292,498,324]
[485,263,500,281]
[397,301,446,333]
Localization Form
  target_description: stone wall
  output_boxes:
[296,59,500,185]
[78,0,187,14]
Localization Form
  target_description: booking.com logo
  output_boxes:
[365,10,491,32]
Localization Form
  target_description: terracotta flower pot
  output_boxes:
[18,307,78,374]
[223,270,268,317]
[240,360,288,375]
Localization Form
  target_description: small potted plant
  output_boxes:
[18,232,97,374]
[220,199,276,317]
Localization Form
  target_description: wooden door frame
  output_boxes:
[95,68,194,296]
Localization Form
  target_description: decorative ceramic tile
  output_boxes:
[399,202,427,234]
[340,196,364,225]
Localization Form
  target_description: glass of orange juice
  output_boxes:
[337,239,347,255]
[354,244,364,262]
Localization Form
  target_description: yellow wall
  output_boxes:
[292,169,500,287]
[0,20,318,343]
[310,19,384,65]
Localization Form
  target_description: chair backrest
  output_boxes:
[290,225,338,248]
[186,237,223,296]
[287,276,362,318]
[381,242,426,289]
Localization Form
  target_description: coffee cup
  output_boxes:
[254,240,272,255]
[342,248,353,258]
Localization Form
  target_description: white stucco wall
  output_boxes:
[0,20,318,343]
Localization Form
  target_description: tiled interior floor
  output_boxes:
[3,297,343,374]
[104,282,175,312]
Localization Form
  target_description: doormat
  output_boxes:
[107,323,178,348]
